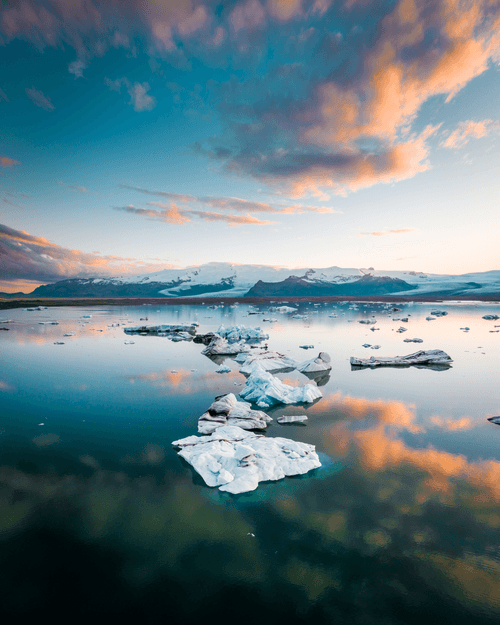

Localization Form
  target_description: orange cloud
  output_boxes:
[442,119,500,149]
[357,228,416,237]
[0,156,21,168]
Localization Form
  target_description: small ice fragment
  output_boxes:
[215,365,231,373]
[38,423,44,426]
[299,345,314,349]
[488,416,500,425]
[277,415,308,424]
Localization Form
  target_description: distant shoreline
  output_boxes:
[1,294,500,310]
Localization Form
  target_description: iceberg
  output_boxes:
[198,393,272,434]
[215,325,269,342]
[277,415,308,424]
[350,349,453,368]
[202,336,250,356]
[268,306,297,313]
[172,425,321,494]
[240,369,322,408]
[296,352,332,374]
[239,351,297,375]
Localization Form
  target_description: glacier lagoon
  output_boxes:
[1,301,500,623]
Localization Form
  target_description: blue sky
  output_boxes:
[1,0,499,291]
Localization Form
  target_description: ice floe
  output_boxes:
[277,415,308,424]
[483,315,500,320]
[215,325,269,342]
[172,425,320,494]
[296,352,331,374]
[268,306,297,313]
[238,351,297,375]
[359,319,377,324]
[350,349,453,368]
[202,336,250,356]
[403,338,423,343]
[198,393,272,434]
[124,324,196,336]
[240,369,322,408]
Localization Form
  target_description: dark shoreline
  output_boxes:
[1,294,499,310]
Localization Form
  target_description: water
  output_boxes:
[1,301,500,624]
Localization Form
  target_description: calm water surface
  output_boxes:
[1,301,500,624]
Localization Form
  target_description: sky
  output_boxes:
[1,0,500,292]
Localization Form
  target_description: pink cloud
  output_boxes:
[0,156,21,168]
[442,119,500,149]
[25,86,54,111]
[104,78,156,112]
[357,228,416,237]
[229,0,266,32]
[0,223,177,285]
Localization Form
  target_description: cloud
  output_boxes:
[113,203,275,227]
[357,228,416,237]
[68,58,87,78]
[127,82,156,112]
[120,183,340,214]
[25,86,54,111]
[0,223,177,286]
[105,78,156,112]
[0,156,20,168]
[56,180,89,192]
[441,119,500,149]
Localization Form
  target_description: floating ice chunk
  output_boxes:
[296,352,331,374]
[198,393,272,434]
[396,327,407,333]
[63,332,75,337]
[216,325,269,342]
[370,345,381,349]
[350,349,453,368]
[431,311,448,316]
[39,321,59,325]
[292,315,307,320]
[425,316,436,321]
[483,315,500,320]
[299,345,314,349]
[239,351,297,375]
[403,338,423,343]
[268,306,298,313]
[240,369,322,408]
[262,318,278,322]
[53,341,65,345]
[362,344,371,348]
[215,365,231,373]
[124,340,135,344]
[82,315,92,318]
[172,425,321,494]
[170,331,193,341]
[488,416,500,425]
[124,324,196,335]
[202,336,250,356]
[370,327,379,331]
[359,319,377,325]
[277,415,308,424]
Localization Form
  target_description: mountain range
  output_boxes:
[4,263,500,299]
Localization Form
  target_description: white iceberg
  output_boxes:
[240,369,322,408]
[198,393,272,434]
[215,324,269,342]
[296,352,331,374]
[277,415,308,424]
[172,425,321,494]
[239,351,297,375]
[350,349,453,368]
[202,336,250,356]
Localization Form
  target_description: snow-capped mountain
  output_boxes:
[28,262,500,298]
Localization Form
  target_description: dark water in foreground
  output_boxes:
[1,301,500,624]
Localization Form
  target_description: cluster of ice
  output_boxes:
[202,335,250,356]
[215,325,269,342]
[172,425,321,494]
[240,368,322,408]
[124,324,196,335]
[198,393,272,434]
[350,349,453,368]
